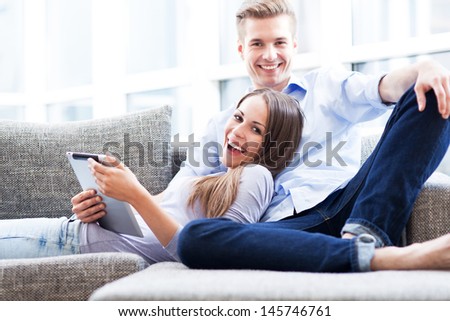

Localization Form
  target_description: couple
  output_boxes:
[1,0,450,272]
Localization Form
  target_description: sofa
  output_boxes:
[1,106,449,301]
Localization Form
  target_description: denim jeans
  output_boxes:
[0,216,81,259]
[178,86,450,272]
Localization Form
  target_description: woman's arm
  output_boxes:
[88,156,179,247]
[379,59,450,118]
[128,185,180,247]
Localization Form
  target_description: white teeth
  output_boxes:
[261,65,278,70]
[228,141,243,152]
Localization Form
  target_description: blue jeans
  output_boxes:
[0,217,81,259]
[178,87,450,272]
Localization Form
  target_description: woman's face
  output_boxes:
[222,95,268,168]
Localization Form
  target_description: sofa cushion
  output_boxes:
[0,106,172,219]
[89,262,450,300]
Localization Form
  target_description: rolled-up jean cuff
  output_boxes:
[355,234,376,272]
[342,223,385,248]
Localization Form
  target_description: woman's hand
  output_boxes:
[71,189,106,223]
[87,155,145,205]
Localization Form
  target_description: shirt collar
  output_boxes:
[283,74,308,94]
[282,74,308,102]
[247,74,308,96]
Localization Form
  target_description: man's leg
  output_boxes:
[342,87,450,246]
[178,217,376,272]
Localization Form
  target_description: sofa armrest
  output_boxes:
[0,253,148,301]
[407,172,450,244]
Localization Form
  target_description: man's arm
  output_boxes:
[379,60,450,119]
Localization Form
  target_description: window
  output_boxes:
[46,99,92,123]
[127,0,178,73]
[0,0,24,93]
[127,87,193,137]
[0,0,24,120]
[46,0,92,90]
[0,0,449,175]
[220,77,251,110]
[0,106,25,120]
[353,0,450,45]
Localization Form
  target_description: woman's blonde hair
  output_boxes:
[187,88,303,218]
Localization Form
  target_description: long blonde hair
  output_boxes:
[188,88,303,218]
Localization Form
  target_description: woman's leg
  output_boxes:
[0,217,81,259]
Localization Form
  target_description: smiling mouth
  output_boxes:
[260,63,282,71]
[227,141,246,154]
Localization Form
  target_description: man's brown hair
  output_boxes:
[236,0,297,40]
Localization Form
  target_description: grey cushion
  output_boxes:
[0,106,172,219]
[0,253,148,301]
[408,172,450,243]
[90,262,450,300]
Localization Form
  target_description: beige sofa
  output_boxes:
[1,106,449,300]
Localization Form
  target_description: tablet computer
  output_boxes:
[67,152,144,237]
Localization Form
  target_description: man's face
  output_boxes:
[238,15,297,92]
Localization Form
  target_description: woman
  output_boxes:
[0,88,303,263]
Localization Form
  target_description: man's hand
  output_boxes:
[379,59,450,119]
[414,60,450,119]
[71,189,106,223]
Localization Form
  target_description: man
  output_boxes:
[176,0,450,272]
